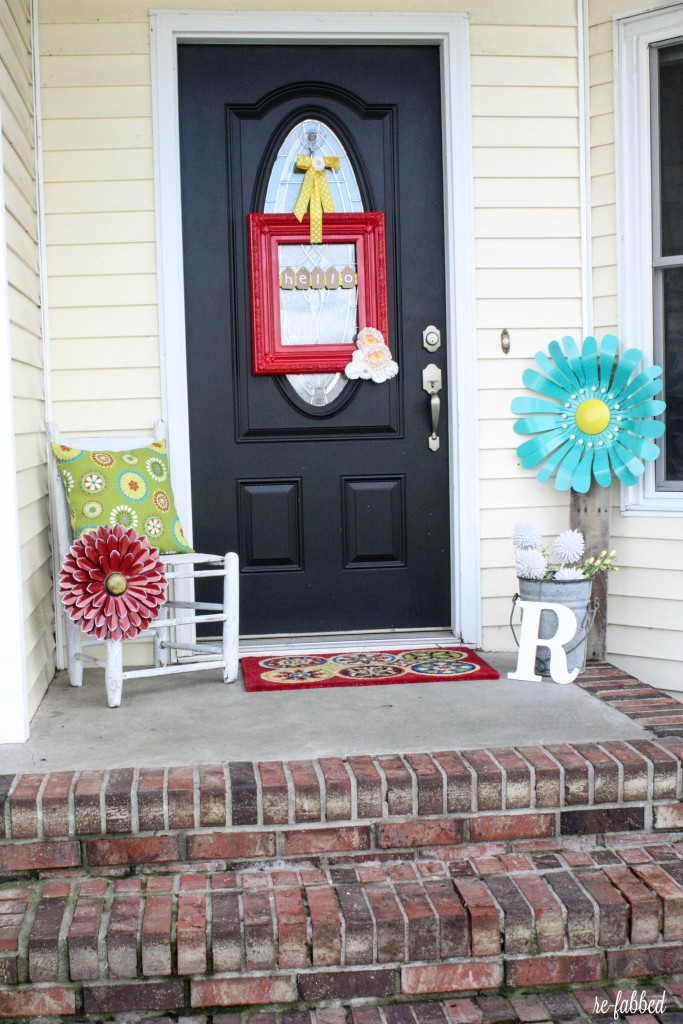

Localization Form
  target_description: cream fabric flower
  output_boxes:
[345,327,399,383]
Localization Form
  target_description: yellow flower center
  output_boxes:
[104,572,127,596]
[575,398,611,435]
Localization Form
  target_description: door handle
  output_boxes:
[422,363,442,451]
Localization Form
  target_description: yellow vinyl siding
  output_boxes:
[588,0,683,689]
[39,0,583,654]
[2,0,53,716]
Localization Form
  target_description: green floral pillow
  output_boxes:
[52,439,193,555]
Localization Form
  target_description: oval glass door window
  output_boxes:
[264,118,363,408]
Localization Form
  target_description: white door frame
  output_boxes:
[150,9,481,646]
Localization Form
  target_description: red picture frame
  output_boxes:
[248,212,389,374]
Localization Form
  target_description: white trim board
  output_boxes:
[150,10,480,646]
[0,109,30,744]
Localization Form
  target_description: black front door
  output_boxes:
[178,44,452,635]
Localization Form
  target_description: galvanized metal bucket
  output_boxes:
[511,577,596,679]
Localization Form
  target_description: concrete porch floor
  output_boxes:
[0,650,664,774]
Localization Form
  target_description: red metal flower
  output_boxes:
[59,524,167,641]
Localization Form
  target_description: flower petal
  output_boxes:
[609,347,643,396]
[514,415,563,435]
[518,430,568,468]
[571,448,594,493]
[554,443,584,491]
[522,367,571,402]
[535,438,576,483]
[593,445,612,487]
[598,334,619,391]
[510,396,563,415]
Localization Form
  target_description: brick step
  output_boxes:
[1,737,682,880]
[2,986,683,1024]
[2,839,683,1020]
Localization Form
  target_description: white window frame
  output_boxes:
[617,2,683,514]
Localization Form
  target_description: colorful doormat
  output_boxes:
[242,648,499,692]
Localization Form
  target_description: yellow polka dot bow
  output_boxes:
[293,153,340,243]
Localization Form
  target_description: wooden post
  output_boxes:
[570,482,611,661]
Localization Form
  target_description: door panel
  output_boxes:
[178,44,451,635]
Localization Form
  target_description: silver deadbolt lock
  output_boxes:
[423,325,441,352]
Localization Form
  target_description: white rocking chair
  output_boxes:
[48,421,239,707]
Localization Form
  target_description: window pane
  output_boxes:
[661,267,683,481]
[658,43,683,256]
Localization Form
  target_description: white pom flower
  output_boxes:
[554,566,586,581]
[516,549,547,579]
[552,529,585,565]
[511,519,542,551]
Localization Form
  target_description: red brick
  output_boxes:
[461,750,503,810]
[142,892,173,976]
[395,882,437,961]
[105,768,135,833]
[432,751,473,813]
[545,744,590,804]
[517,747,562,809]
[83,979,184,1014]
[378,755,414,815]
[68,891,105,980]
[654,803,683,830]
[560,806,645,835]
[29,896,68,981]
[347,756,383,818]
[107,890,141,978]
[489,749,532,810]
[425,879,469,957]
[177,891,207,975]
[402,962,503,995]
[487,875,534,954]
[0,778,12,841]
[306,882,342,966]
[506,952,601,987]
[337,882,374,965]
[0,984,76,1017]
[470,814,554,843]
[365,886,406,963]
[243,890,276,969]
[298,969,396,1001]
[273,887,307,968]
[9,774,44,838]
[404,753,444,815]
[544,871,596,948]
[198,765,227,827]
[578,870,629,946]
[603,742,649,802]
[283,825,370,857]
[631,862,683,941]
[211,891,242,972]
[289,760,322,822]
[229,762,258,826]
[573,744,619,803]
[87,835,179,867]
[319,758,353,821]
[74,770,105,835]
[136,768,165,831]
[259,762,289,825]
[443,998,483,1024]
[191,976,296,1008]
[630,740,679,799]
[0,957,17,985]
[0,840,80,874]
[512,873,564,952]
[604,865,661,944]
[376,819,463,850]
[187,831,275,861]
[607,945,683,978]
[453,877,500,956]
[167,767,195,830]
[509,994,550,1023]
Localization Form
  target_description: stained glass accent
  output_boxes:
[265,119,363,407]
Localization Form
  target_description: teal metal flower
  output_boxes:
[511,335,666,492]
